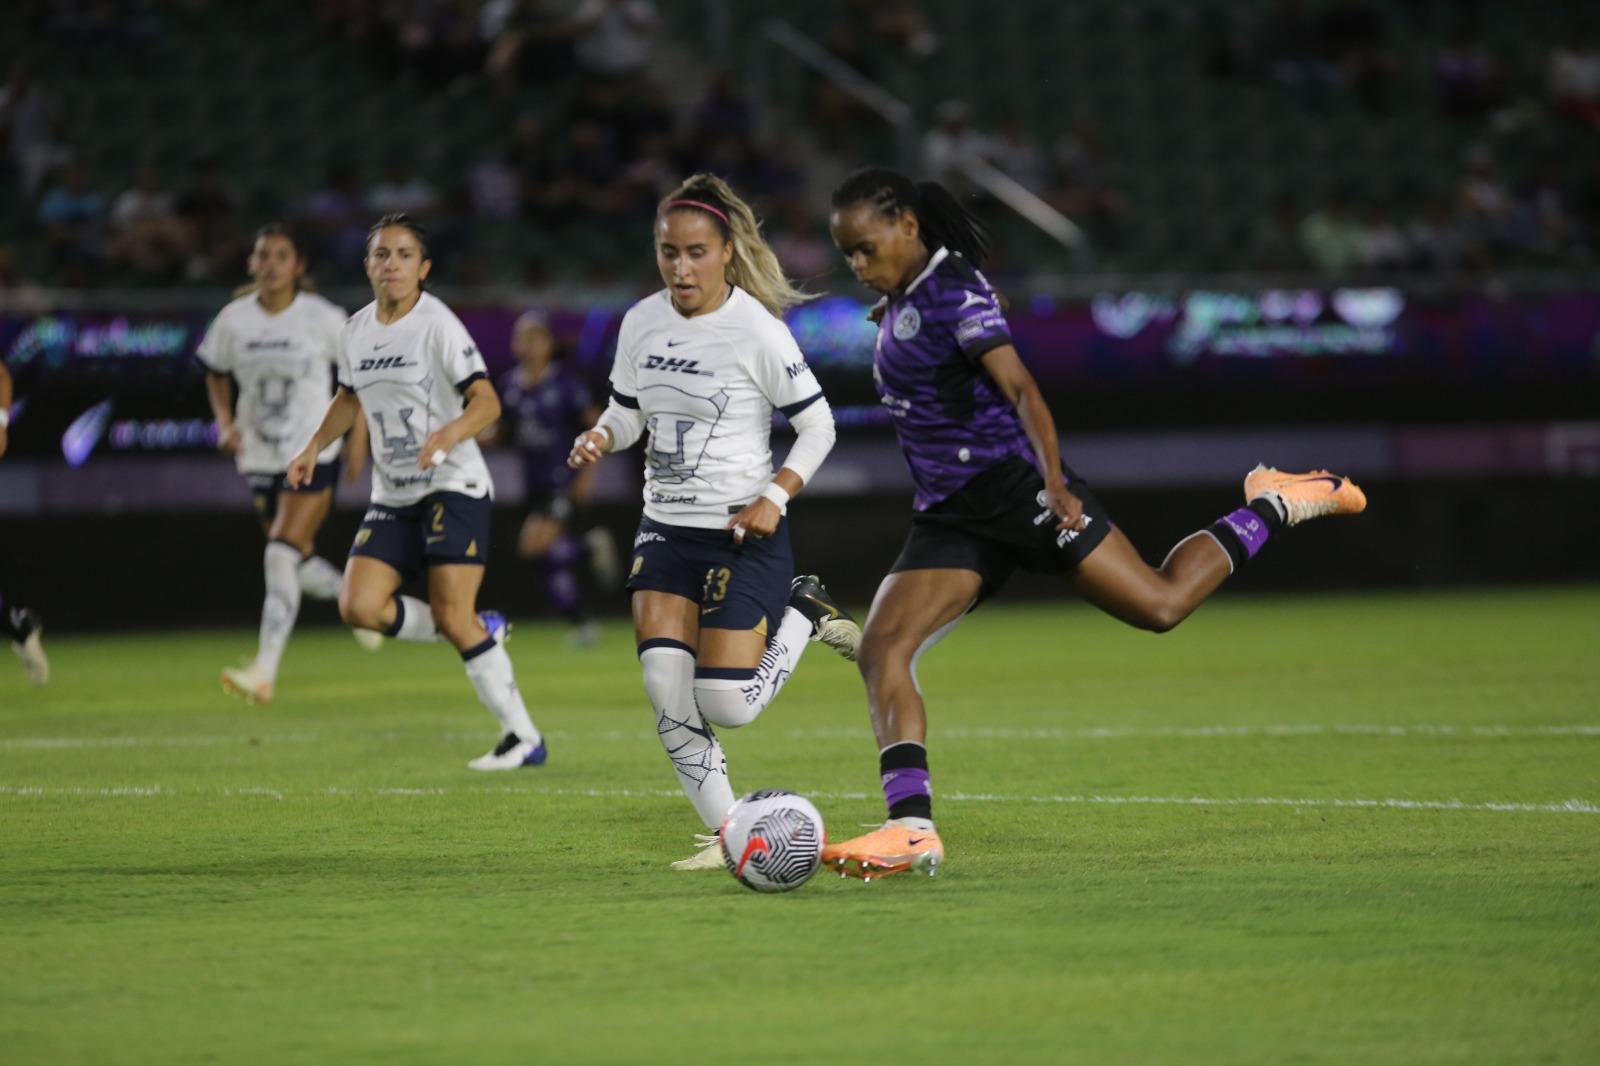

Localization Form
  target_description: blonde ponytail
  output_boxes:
[660,174,817,317]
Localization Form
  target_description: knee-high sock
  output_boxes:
[257,540,303,681]
[461,638,541,743]
[383,594,441,642]
[641,640,735,829]
[298,555,344,600]
[693,606,814,728]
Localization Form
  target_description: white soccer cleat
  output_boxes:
[670,832,725,870]
[467,732,548,771]
[11,631,49,685]
[351,628,385,652]
[220,662,274,705]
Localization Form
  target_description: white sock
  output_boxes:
[641,644,735,829]
[694,606,814,728]
[256,541,303,681]
[389,595,441,642]
[298,555,343,600]
[463,641,541,744]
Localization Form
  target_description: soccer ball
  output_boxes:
[719,789,824,893]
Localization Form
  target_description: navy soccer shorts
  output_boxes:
[626,516,792,633]
[350,491,492,580]
[246,460,340,524]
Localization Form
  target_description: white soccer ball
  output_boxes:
[719,789,824,893]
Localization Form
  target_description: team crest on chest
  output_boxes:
[892,306,922,340]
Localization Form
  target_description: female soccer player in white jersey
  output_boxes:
[820,168,1368,879]
[287,214,547,771]
[568,175,859,868]
[199,223,373,704]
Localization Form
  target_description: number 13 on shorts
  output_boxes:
[702,566,730,603]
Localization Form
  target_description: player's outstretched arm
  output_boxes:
[287,387,361,488]
[979,344,1085,532]
[420,378,499,470]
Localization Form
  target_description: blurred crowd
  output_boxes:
[1,0,1598,295]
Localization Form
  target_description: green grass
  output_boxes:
[2,586,1598,1065]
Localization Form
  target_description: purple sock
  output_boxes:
[1209,506,1273,569]
[880,741,933,821]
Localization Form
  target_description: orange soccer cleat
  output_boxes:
[820,819,944,881]
[1243,464,1368,527]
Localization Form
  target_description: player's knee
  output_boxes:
[694,679,760,728]
[1138,599,1190,634]
[338,590,382,631]
[430,600,477,644]
[857,631,914,687]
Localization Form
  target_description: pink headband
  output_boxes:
[666,199,730,226]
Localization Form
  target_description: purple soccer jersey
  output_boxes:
[871,247,1037,510]
[498,363,595,498]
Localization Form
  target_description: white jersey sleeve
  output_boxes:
[195,310,235,374]
[609,308,643,403]
[740,314,823,417]
[431,312,490,394]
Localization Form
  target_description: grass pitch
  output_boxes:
[2,586,1597,1065]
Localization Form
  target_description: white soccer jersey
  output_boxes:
[196,291,347,474]
[337,292,494,507]
[610,286,824,529]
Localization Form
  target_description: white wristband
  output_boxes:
[0,409,9,429]
[760,482,790,511]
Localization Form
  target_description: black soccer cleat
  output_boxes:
[788,575,861,662]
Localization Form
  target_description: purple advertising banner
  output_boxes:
[4,287,1597,460]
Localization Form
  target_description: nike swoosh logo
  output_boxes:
[666,339,688,347]
[907,837,930,846]
[374,341,391,349]
[736,835,770,878]
[426,536,445,544]
[802,594,839,620]
[701,606,722,615]
[1299,476,1344,491]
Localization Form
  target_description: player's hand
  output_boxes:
[216,422,242,454]
[726,497,781,543]
[419,428,458,470]
[867,299,887,324]
[1044,483,1087,532]
[568,429,608,469]
[285,449,318,489]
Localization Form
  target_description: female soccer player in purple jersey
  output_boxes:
[492,311,618,647]
[820,168,1369,879]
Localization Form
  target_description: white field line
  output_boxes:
[4,723,1598,751]
[2,783,1595,816]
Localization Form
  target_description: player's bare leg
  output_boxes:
[1072,465,1367,632]
[822,568,978,880]
[1069,527,1232,633]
